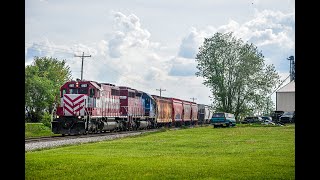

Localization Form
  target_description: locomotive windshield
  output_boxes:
[66,83,89,95]
[69,87,88,94]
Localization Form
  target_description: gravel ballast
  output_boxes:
[25,131,151,152]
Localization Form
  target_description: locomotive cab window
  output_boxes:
[69,88,78,94]
[61,88,66,97]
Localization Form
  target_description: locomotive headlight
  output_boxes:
[56,115,59,118]
[78,116,81,119]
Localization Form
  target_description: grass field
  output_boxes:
[25,124,295,179]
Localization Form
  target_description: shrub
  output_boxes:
[41,112,52,128]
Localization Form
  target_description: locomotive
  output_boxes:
[51,79,213,135]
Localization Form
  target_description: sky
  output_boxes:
[25,0,295,106]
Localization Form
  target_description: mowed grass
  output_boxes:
[25,125,295,180]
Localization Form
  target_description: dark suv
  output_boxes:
[241,116,263,124]
[279,111,295,123]
[271,111,284,123]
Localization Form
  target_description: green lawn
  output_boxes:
[25,124,295,179]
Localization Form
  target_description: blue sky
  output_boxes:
[25,0,295,106]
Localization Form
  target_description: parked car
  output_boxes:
[261,120,275,125]
[261,116,272,122]
[292,112,295,123]
[241,116,263,124]
[210,112,236,128]
[279,111,295,123]
[271,111,284,123]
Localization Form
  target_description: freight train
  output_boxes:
[51,79,213,135]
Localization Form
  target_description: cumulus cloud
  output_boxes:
[177,26,218,59]
[107,11,153,58]
[25,38,74,65]
[221,10,294,50]
[178,28,204,59]
[175,9,294,73]
[168,57,198,76]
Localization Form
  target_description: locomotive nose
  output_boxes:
[62,121,71,128]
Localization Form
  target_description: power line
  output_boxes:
[74,52,91,80]
[270,74,290,96]
[190,97,197,102]
[156,88,166,97]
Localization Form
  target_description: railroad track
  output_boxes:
[25,128,161,144]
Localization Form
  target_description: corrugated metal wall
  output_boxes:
[276,92,295,112]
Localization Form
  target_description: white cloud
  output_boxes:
[175,9,294,71]
[178,27,204,59]
[107,11,153,58]
[25,38,74,64]
[168,57,198,76]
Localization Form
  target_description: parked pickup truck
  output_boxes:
[210,112,236,128]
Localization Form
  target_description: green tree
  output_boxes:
[195,32,280,121]
[25,56,72,123]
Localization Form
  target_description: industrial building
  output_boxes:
[276,80,295,112]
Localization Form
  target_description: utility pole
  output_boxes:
[75,52,91,80]
[190,97,197,102]
[156,88,166,97]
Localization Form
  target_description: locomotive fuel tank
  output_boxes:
[101,121,118,131]
[138,121,149,129]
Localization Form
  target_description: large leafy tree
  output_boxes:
[195,32,280,121]
[25,56,72,122]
